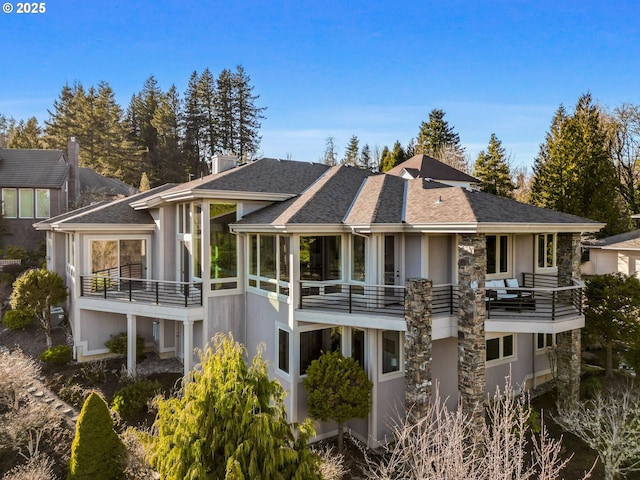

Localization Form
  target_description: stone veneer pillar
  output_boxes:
[457,234,486,431]
[404,278,433,420]
[556,232,582,401]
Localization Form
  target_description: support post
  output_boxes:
[127,313,137,378]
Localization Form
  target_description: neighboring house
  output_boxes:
[386,153,480,188]
[0,140,134,252]
[581,230,640,277]
[35,155,603,446]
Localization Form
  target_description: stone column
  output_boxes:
[404,278,433,420]
[556,232,582,401]
[457,234,486,431]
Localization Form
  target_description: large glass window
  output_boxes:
[19,188,33,218]
[487,235,509,275]
[381,330,401,374]
[91,239,146,278]
[210,203,238,290]
[278,328,290,375]
[299,327,341,375]
[351,235,366,282]
[300,235,342,281]
[537,233,556,269]
[35,189,50,218]
[2,188,17,218]
[248,234,291,295]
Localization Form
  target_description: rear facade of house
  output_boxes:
[36,155,602,446]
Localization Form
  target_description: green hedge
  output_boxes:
[104,332,145,360]
[40,345,72,365]
[111,380,161,420]
[2,309,32,330]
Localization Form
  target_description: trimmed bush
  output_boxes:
[2,309,32,330]
[68,392,125,479]
[105,332,145,360]
[111,380,161,420]
[39,345,72,365]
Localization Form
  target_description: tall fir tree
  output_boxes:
[473,133,515,197]
[151,84,185,183]
[378,145,391,172]
[360,143,371,170]
[213,68,233,156]
[231,65,266,160]
[417,109,468,172]
[44,81,87,150]
[342,134,360,166]
[7,117,44,149]
[531,93,626,236]
[182,70,207,178]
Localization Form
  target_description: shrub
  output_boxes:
[2,309,32,330]
[111,380,161,420]
[582,375,603,399]
[105,332,145,360]
[40,345,72,365]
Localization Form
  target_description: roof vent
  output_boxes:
[435,196,443,204]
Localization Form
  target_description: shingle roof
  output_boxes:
[236,165,374,226]
[0,149,69,188]
[583,230,640,249]
[344,174,406,224]
[386,154,480,184]
[79,168,136,197]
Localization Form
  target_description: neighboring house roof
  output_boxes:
[0,148,69,188]
[583,230,640,250]
[79,168,136,197]
[386,154,480,184]
[35,184,176,231]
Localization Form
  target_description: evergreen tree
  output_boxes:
[7,117,44,149]
[139,172,150,192]
[342,134,360,166]
[531,94,626,236]
[151,84,185,183]
[150,333,322,479]
[231,65,266,160]
[44,81,87,150]
[68,392,125,480]
[360,143,371,170]
[378,145,391,172]
[417,109,464,159]
[473,133,515,197]
[200,67,218,168]
[0,113,11,148]
[182,70,206,178]
[303,351,372,451]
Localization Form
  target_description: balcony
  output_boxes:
[80,275,203,308]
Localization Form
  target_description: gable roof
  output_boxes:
[0,148,69,188]
[79,168,136,197]
[386,154,479,184]
[583,230,640,250]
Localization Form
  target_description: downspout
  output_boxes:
[532,333,537,390]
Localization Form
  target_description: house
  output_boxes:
[581,230,640,277]
[34,155,603,446]
[386,153,480,188]
[0,140,134,252]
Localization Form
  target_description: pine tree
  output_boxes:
[360,143,371,170]
[182,70,206,178]
[68,392,125,479]
[213,68,233,156]
[417,109,464,159]
[231,65,266,160]
[151,84,185,183]
[200,67,218,168]
[531,94,625,236]
[150,333,321,479]
[342,134,360,166]
[44,81,87,150]
[139,172,150,192]
[378,145,391,172]
[7,117,44,149]
[0,113,11,148]
[473,133,515,197]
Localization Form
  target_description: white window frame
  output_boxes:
[247,233,291,299]
[486,333,516,365]
[1,188,17,218]
[35,188,50,219]
[378,330,404,381]
[536,333,556,352]
[18,188,34,218]
[486,234,512,278]
[208,201,239,292]
[535,233,557,272]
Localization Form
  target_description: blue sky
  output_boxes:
[1,0,639,170]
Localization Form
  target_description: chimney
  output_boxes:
[67,138,80,209]
[211,153,237,174]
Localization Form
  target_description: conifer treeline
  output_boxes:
[10,65,265,188]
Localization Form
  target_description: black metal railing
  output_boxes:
[80,275,203,307]
[92,262,144,280]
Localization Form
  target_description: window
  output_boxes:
[90,239,146,278]
[381,330,401,374]
[277,328,290,374]
[35,189,50,218]
[210,203,238,290]
[19,188,33,218]
[537,333,556,350]
[248,234,291,295]
[487,235,509,275]
[300,235,341,281]
[2,188,17,218]
[486,334,515,362]
[352,328,365,367]
[351,235,366,282]
[537,233,556,269]
[299,327,341,375]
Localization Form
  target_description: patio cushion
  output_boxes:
[505,278,519,288]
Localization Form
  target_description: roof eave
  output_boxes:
[474,222,606,234]
[47,223,157,233]
[131,190,296,209]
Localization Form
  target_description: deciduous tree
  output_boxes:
[149,333,322,479]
